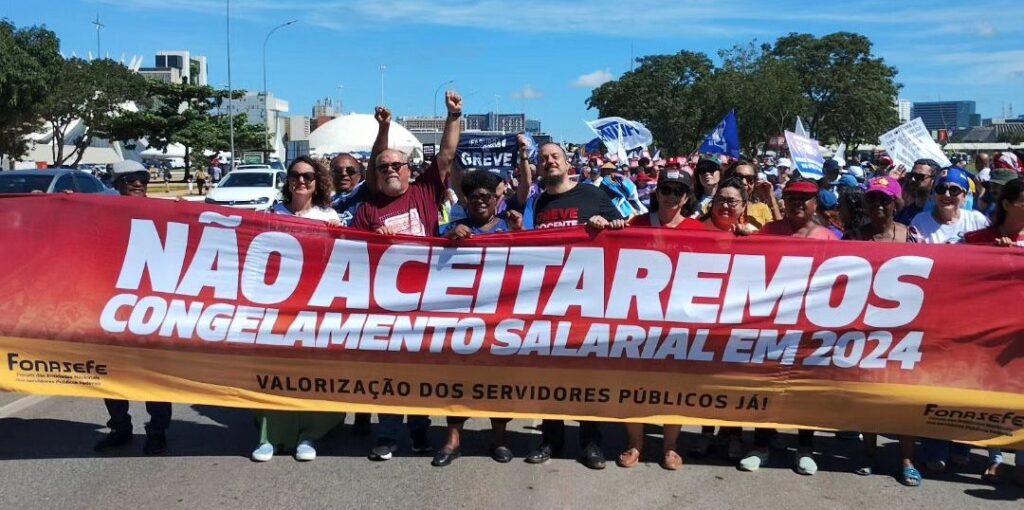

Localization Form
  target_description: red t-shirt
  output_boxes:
[629,214,706,230]
[351,161,445,236]
[964,226,1024,246]
[759,220,838,239]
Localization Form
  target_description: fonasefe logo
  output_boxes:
[7,353,108,375]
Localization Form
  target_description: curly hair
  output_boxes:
[282,156,332,209]
[460,169,502,197]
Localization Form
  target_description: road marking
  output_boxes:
[0,395,49,418]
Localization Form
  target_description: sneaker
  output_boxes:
[688,433,713,457]
[295,440,316,461]
[369,439,398,461]
[410,430,433,454]
[251,443,274,462]
[795,448,818,475]
[739,448,769,472]
[581,442,606,470]
[93,431,132,452]
[143,433,167,455]
[727,436,744,460]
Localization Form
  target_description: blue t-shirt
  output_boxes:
[331,182,367,227]
[438,214,511,236]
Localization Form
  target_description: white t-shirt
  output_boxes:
[909,209,990,244]
[270,202,339,223]
[977,167,991,182]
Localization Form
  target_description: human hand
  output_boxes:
[326,218,342,227]
[445,91,463,115]
[375,225,396,235]
[507,210,523,231]
[374,106,392,125]
[445,224,473,240]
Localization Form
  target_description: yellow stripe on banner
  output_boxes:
[1,335,1021,448]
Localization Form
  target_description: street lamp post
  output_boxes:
[433,80,453,119]
[379,65,386,105]
[226,0,234,170]
[262,19,297,163]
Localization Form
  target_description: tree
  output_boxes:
[772,32,900,147]
[0,20,61,168]
[586,51,717,153]
[37,57,147,166]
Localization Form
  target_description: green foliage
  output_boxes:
[0,20,61,166]
[586,32,902,156]
[997,131,1024,145]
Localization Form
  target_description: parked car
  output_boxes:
[234,164,272,171]
[0,169,117,195]
[204,169,286,210]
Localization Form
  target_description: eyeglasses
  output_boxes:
[908,172,931,182]
[332,166,359,177]
[118,171,150,184]
[467,192,496,202]
[712,197,743,208]
[864,192,894,205]
[934,184,965,197]
[736,174,757,184]
[288,172,316,183]
[376,161,408,173]
[658,185,688,197]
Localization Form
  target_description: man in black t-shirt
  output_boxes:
[516,138,623,470]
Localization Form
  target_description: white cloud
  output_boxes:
[973,22,997,37]
[511,85,544,100]
[571,69,614,89]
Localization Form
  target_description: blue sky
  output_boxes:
[5,0,1024,141]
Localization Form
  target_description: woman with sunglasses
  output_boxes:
[617,170,700,471]
[692,158,722,218]
[908,168,988,244]
[431,170,522,467]
[269,156,341,225]
[701,178,758,236]
[252,156,342,463]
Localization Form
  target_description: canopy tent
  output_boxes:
[308,114,423,161]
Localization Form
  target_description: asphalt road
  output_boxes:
[0,393,1020,510]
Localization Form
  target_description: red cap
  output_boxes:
[783,180,819,194]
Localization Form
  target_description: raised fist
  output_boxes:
[374,106,392,125]
[445,91,463,115]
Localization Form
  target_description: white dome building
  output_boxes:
[308,114,423,161]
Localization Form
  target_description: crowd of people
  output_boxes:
[91,92,1023,487]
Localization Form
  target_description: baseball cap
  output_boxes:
[776,157,792,169]
[112,160,147,175]
[823,159,841,174]
[658,169,693,189]
[818,189,839,210]
[934,167,971,191]
[835,174,859,189]
[867,176,901,198]
[783,179,819,194]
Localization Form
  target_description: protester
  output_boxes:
[268,156,341,225]
[722,160,780,227]
[977,169,1016,220]
[693,158,722,217]
[353,92,462,461]
[194,166,209,195]
[759,179,839,240]
[966,177,1024,246]
[895,159,939,225]
[599,161,647,218]
[908,168,989,244]
[836,186,870,236]
[93,160,172,456]
[701,177,759,236]
[816,188,844,238]
[329,152,367,227]
[515,136,623,469]
[843,177,910,242]
[626,169,701,230]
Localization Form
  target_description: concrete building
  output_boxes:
[911,100,977,132]
[138,51,208,85]
[284,115,311,141]
[896,99,912,124]
[235,92,289,159]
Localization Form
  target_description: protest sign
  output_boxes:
[784,130,825,179]
[699,110,741,159]
[456,133,535,180]
[879,118,953,171]
[585,117,653,159]
[1,195,1022,447]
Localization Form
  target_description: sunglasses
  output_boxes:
[467,192,496,202]
[332,166,359,177]
[697,168,719,175]
[908,172,931,182]
[118,171,150,184]
[658,185,689,197]
[288,172,316,183]
[864,192,894,205]
[934,184,965,197]
[376,161,407,173]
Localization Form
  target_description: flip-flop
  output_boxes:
[855,464,873,476]
[899,467,923,487]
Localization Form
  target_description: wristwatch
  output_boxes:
[448,111,462,119]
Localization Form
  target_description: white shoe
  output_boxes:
[295,440,316,461]
[739,449,769,472]
[252,443,274,462]
[795,448,817,475]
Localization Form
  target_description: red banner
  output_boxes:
[0,194,1022,447]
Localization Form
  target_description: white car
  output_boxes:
[204,169,286,210]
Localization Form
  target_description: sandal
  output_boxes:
[855,455,875,476]
[617,447,641,468]
[661,450,683,470]
[899,466,923,487]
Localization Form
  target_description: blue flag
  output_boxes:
[699,109,740,159]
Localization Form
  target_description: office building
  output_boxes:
[911,101,977,132]
[138,51,208,85]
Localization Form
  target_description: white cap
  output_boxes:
[776,157,792,168]
[112,160,147,175]
[846,166,865,179]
